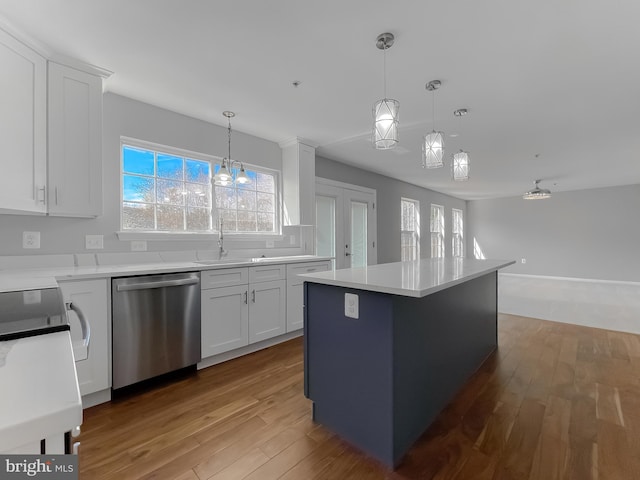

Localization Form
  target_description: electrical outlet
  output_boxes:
[345,293,359,319]
[85,235,104,249]
[131,240,147,251]
[23,231,40,249]
[521,258,527,264]
[266,239,275,248]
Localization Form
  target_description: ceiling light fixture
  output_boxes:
[523,180,551,200]
[372,32,399,150]
[453,108,468,117]
[452,150,470,181]
[422,80,444,168]
[214,111,250,187]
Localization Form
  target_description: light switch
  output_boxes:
[345,293,359,319]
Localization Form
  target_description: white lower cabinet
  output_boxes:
[201,284,249,357]
[201,265,287,358]
[286,261,332,332]
[58,278,110,397]
[248,279,286,343]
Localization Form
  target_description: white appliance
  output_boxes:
[0,287,86,454]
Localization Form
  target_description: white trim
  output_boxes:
[500,272,640,287]
[278,137,319,149]
[116,231,284,242]
[316,177,377,196]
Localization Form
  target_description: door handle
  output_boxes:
[244,291,248,304]
[252,290,256,303]
[345,253,351,256]
[66,302,91,355]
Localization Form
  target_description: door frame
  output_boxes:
[315,177,377,269]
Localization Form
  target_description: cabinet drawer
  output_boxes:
[287,261,332,284]
[201,267,249,289]
[249,264,286,283]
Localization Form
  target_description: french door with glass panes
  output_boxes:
[315,179,376,270]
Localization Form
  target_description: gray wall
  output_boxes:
[0,93,283,255]
[316,157,467,264]
[467,184,640,282]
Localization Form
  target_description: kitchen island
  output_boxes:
[301,257,514,468]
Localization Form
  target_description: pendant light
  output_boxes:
[214,111,250,186]
[422,80,444,168]
[452,150,470,181]
[372,32,399,150]
[523,180,552,200]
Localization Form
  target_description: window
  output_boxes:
[452,208,464,257]
[430,204,445,258]
[213,164,277,234]
[401,198,420,261]
[121,140,278,234]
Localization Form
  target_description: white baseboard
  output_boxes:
[81,388,111,409]
[498,273,640,334]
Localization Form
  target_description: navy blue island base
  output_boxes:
[303,271,498,468]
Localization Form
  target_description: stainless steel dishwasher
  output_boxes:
[112,271,201,389]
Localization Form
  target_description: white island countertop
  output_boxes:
[299,258,515,298]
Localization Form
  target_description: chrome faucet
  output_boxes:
[218,218,227,259]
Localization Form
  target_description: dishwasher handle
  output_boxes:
[66,302,90,356]
[115,277,199,292]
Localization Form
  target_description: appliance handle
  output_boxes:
[66,302,90,353]
[115,277,199,291]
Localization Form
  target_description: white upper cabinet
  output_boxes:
[48,62,103,217]
[0,28,47,214]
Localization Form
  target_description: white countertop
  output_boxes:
[299,258,515,298]
[0,255,333,293]
[0,330,82,452]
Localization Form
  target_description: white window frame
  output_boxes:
[117,137,282,240]
[430,204,445,258]
[452,208,464,258]
[401,198,420,261]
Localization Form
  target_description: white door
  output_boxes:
[201,284,249,357]
[248,280,286,343]
[315,179,377,270]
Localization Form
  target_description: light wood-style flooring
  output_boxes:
[79,314,640,479]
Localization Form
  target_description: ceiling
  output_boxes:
[1,0,639,200]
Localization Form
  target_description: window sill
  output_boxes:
[116,231,284,242]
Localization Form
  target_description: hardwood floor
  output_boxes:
[79,314,640,479]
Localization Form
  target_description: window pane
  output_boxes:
[123,147,154,175]
[187,207,211,231]
[256,172,275,193]
[257,212,275,232]
[220,209,237,232]
[157,179,186,205]
[215,186,237,209]
[257,192,274,212]
[186,159,210,183]
[186,183,210,208]
[237,210,257,232]
[123,175,154,203]
[237,189,256,211]
[122,202,154,230]
[157,154,184,180]
[157,205,184,230]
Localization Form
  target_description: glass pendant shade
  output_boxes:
[452,151,470,181]
[235,164,250,185]
[422,130,444,168]
[214,160,232,186]
[373,98,399,149]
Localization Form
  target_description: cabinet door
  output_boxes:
[201,284,249,357]
[0,28,47,214]
[48,62,103,217]
[58,279,110,397]
[249,280,286,344]
[286,261,331,332]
